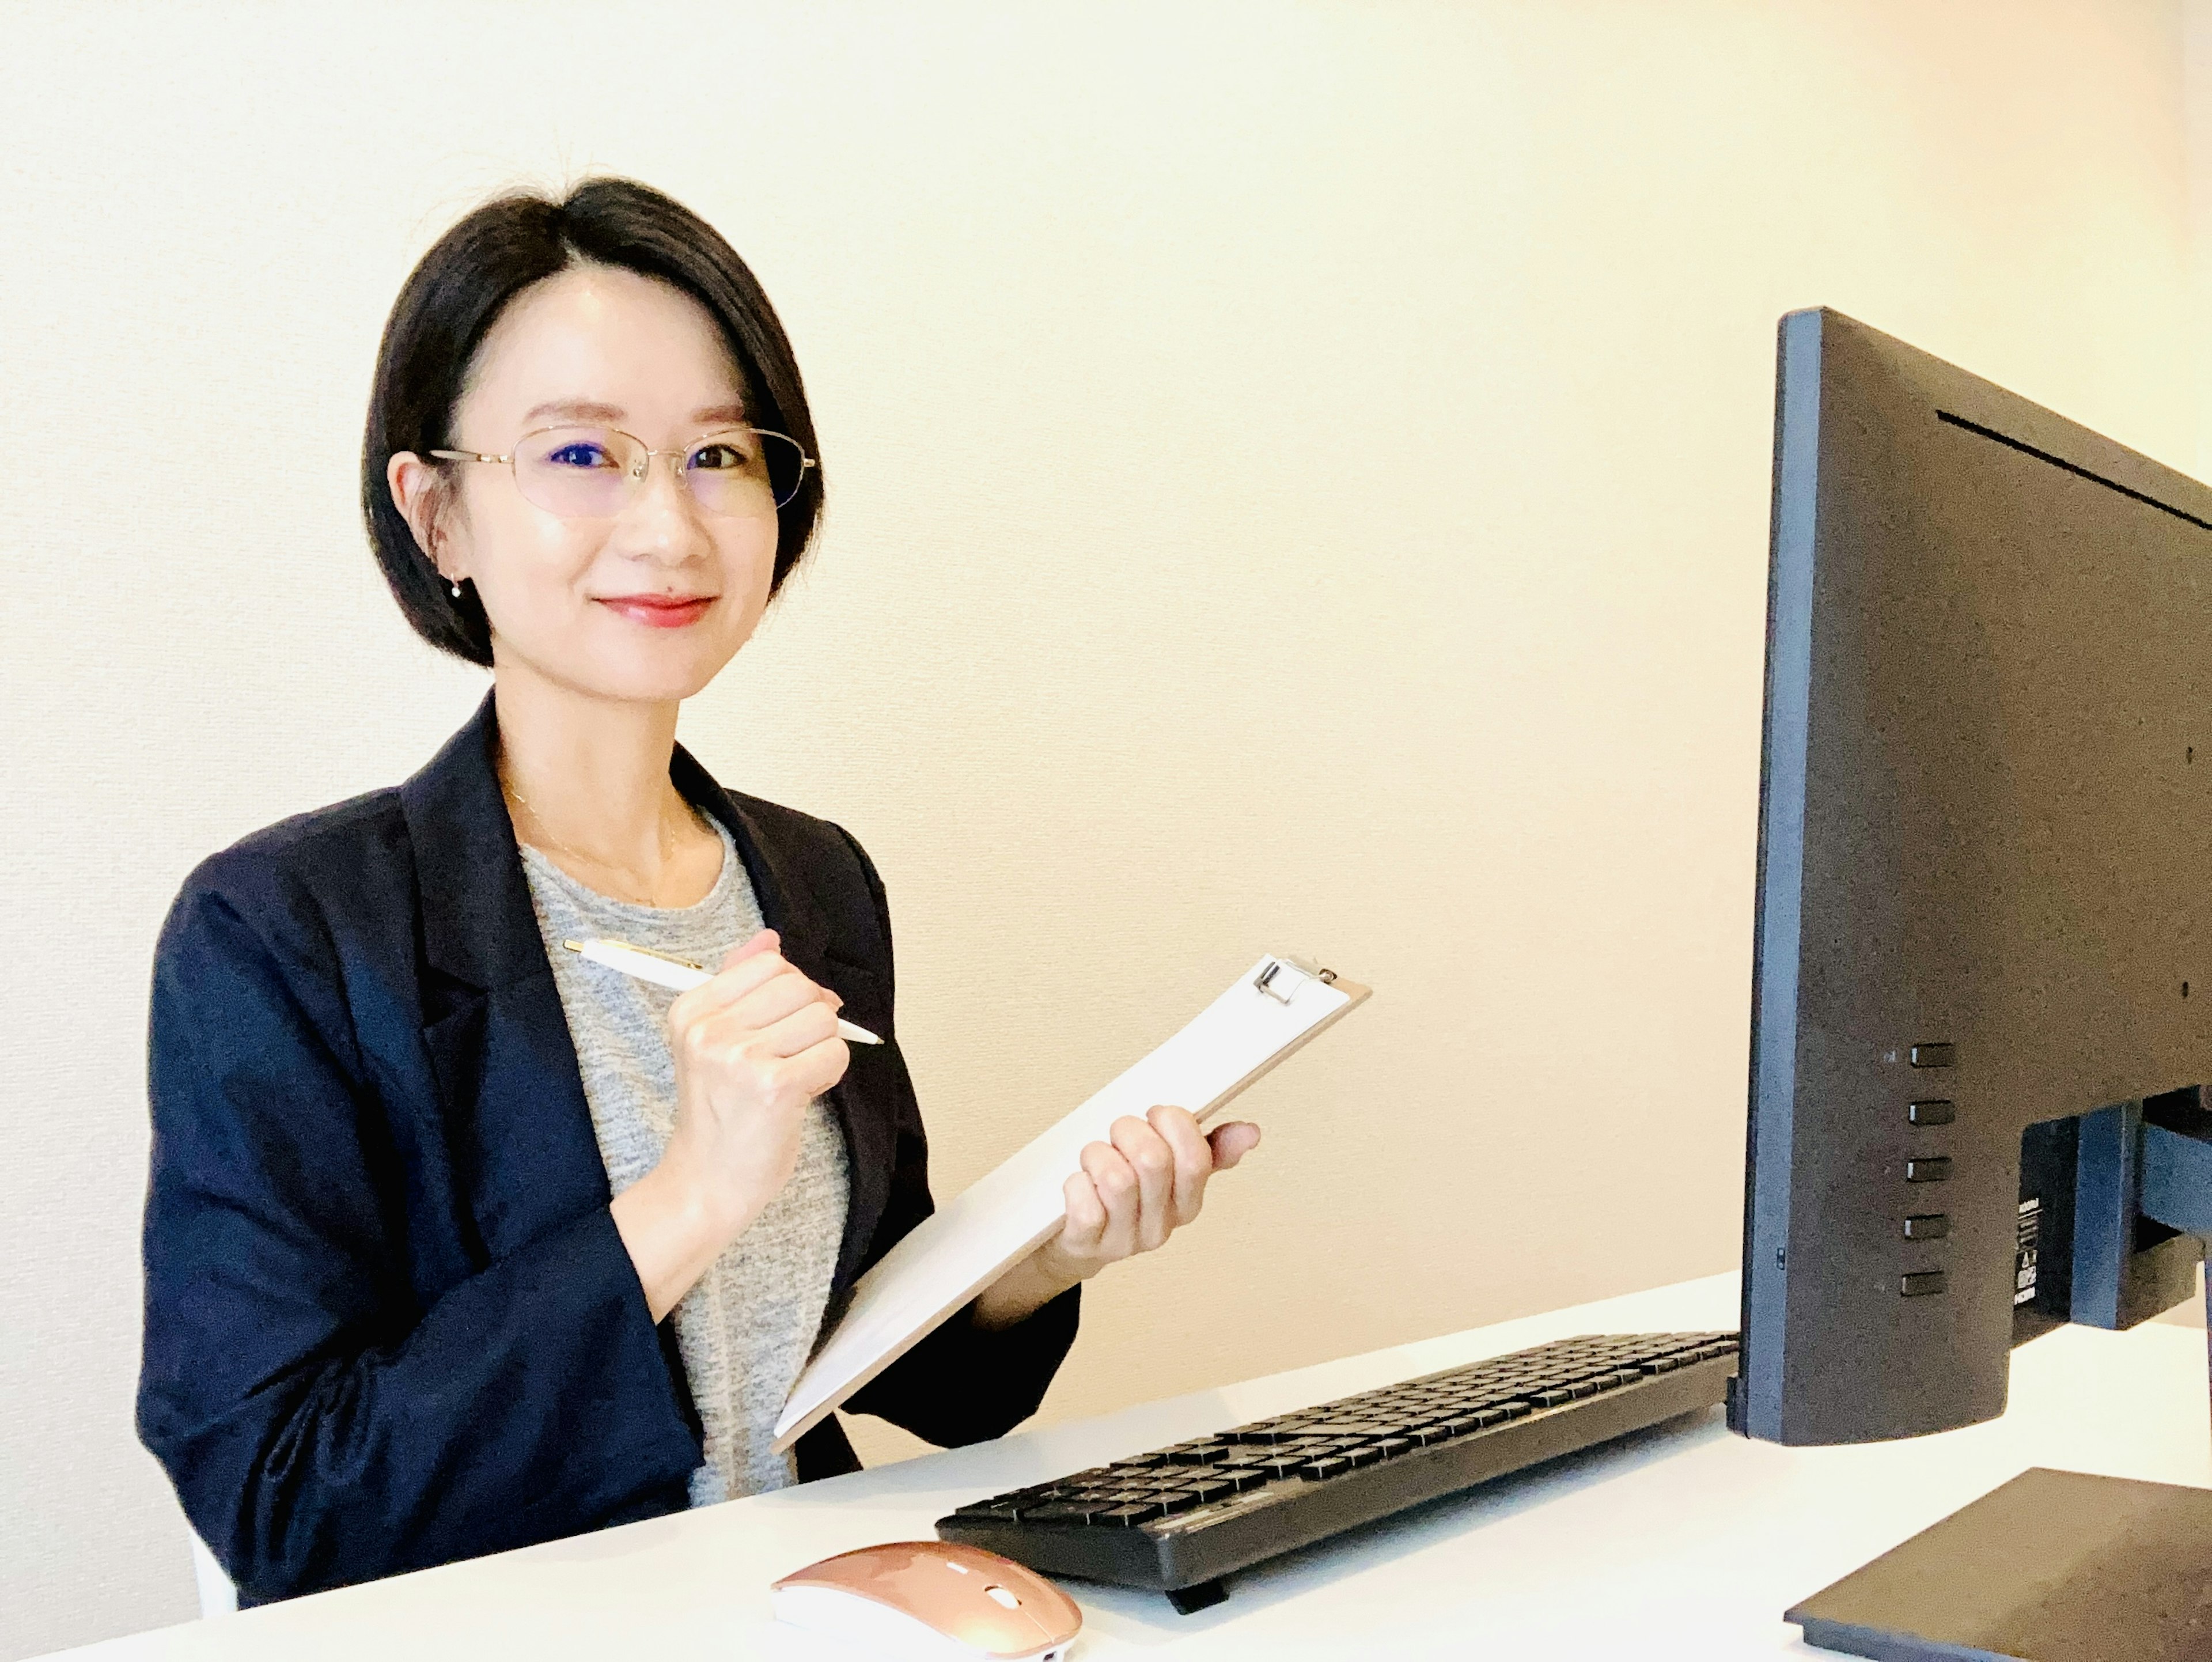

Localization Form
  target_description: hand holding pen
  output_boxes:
[563,934,881,1043]
[606,927,857,1321]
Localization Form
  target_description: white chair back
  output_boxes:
[190,1530,238,1618]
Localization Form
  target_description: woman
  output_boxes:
[137,177,1260,1607]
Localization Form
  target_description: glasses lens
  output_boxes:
[513,427,641,518]
[684,428,805,516]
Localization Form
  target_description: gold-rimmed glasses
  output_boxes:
[430,425,815,520]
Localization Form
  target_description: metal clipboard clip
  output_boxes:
[1253,957,1340,1004]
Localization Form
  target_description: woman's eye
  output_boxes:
[689,441,754,471]
[545,444,611,469]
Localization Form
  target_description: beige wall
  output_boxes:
[0,2,2197,1655]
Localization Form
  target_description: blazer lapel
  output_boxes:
[400,691,613,1260]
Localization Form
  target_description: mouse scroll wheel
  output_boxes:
[984,1585,1022,1610]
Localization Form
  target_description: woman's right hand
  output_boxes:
[609,928,849,1320]
[665,927,850,1227]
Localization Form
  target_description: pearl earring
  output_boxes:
[449,578,463,598]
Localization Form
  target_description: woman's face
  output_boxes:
[403,263,783,706]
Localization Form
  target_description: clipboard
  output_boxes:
[773,953,1371,1451]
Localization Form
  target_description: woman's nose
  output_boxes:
[615,453,711,548]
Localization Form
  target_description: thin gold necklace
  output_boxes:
[501,773,681,908]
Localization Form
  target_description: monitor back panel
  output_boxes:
[1736,308,2212,1445]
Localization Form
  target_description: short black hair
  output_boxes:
[362,177,824,666]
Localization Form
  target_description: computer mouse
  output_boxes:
[770,1539,1083,1660]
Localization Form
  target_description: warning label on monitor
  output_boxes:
[2014,1197,2041,1307]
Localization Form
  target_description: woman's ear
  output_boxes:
[387,451,457,583]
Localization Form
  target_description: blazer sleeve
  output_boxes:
[825,825,1082,1448]
[137,875,699,1606]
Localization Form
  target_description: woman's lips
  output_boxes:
[596,594,717,629]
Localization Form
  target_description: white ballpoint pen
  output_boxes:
[560,936,884,1044]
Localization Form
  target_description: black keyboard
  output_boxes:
[937,1330,1738,1612]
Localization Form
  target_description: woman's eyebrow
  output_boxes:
[518,399,751,428]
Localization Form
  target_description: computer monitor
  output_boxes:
[1729,308,2212,1659]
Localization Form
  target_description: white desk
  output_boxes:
[50,1273,2212,1660]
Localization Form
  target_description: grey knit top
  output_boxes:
[518,813,851,1505]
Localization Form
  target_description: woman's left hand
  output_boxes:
[972,1105,1260,1330]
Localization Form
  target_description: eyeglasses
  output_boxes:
[430,425,816,520]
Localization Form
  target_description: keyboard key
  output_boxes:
[1370,1437,1415,1460]
[1532,1389,1574,1407]
[1096,1502,1164,1527]
[1167,1444,1230,1465]
[1298,1456,1354,1479]
[1022,1501,1101,1525]
[950,1501,1025,1522]
[1152,1490,1202,1514]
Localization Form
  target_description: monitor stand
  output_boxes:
[1787,1466,2212,1661]
[1791,1105,2212,1659]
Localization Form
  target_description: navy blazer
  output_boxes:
[137,692,1080,1606]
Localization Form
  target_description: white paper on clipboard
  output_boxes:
[772,953,1370,1451]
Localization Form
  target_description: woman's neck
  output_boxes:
[491,665,715,904]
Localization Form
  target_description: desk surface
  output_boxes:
[54,1273,2211,1660]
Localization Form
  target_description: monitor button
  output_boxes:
[1909,1043,1956,1068]
[1905,1157,1953,1183]
[1900,1271,1948,1297]
[1908,1100,1956,1126]
[1903,1213,1950,1240]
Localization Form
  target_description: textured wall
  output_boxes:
[0,2,2195,1655]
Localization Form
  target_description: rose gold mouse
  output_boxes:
[771,1539,1083,1660]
